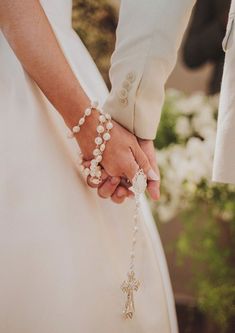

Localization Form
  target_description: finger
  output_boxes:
[111,186,129,204]
[86,168,109,189]
[145,145,161,200]
[147,180,160,201]
[119,177,132,189]
[132,145,153,181]
[140,141,160,179]
[123,157,140,184]
[138,140,161,200]
[116,185,133,198]
[97,176,120,199]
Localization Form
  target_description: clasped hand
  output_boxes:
[76,110,160,204]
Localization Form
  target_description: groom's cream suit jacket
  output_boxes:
[213,0,235,184]
[103,0,235,185]
[103,0,196,139]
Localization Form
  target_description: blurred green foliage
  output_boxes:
[154,94,179,149]
[72,0,117,87]
[178,201,235,332]
[158,95,235,331]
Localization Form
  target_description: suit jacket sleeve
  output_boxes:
[102,0,196,140]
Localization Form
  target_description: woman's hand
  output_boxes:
[75,110,159,203]
[94,139,160,203]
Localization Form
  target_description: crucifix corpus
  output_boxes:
[121,270,140,319]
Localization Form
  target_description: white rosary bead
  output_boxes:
[99,115,106,123]
[90,164,97,171]
[95,169,102,178]
[80,165,85,172]
[96,155,102,163]
[103,132,111,141]
[72,125,80,133]
[79,117,85,126]
[84,108,92,116]
[105,113,111,120]
[90,170,96,177]
[93,148,101,156]
[106,122,113,130]
[130,252,135,259]
[97,125,105,134]
[95,137,103,145]
[84,168,90,176]
[100,143,106,152]
[91,178,100,185]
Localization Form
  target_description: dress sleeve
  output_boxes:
[102,0,196,140]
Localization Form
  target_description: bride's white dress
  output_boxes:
[0,1,178,332]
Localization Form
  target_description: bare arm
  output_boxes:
[0,0,157,202]
[0,0,88,127]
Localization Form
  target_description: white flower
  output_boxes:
[166,88,183,100]
[174,92,206,115]
[155,90,221,222]
[208,94,220,110]
[175,116,192,138]
[192,106,216,138]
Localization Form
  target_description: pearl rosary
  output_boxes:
[67,101,113,185]
[67,101,147,319]
[121,169,147,319]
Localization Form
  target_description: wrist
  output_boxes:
[66,100,114,184]
[61,89,90,130]
[75,108,101,159]
[66,101,103,160]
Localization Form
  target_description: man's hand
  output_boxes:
[138,139,160,201]
[84,136,160,204]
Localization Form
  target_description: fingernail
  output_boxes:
[147,169,160,181]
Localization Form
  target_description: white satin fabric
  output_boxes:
[0,1,177,332]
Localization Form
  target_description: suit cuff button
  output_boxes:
[126,71,136,83]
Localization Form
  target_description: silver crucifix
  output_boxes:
[121,270,140,319]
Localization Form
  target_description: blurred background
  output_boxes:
[72,1,235,332]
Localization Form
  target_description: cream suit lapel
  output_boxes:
[213,0,235,184]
